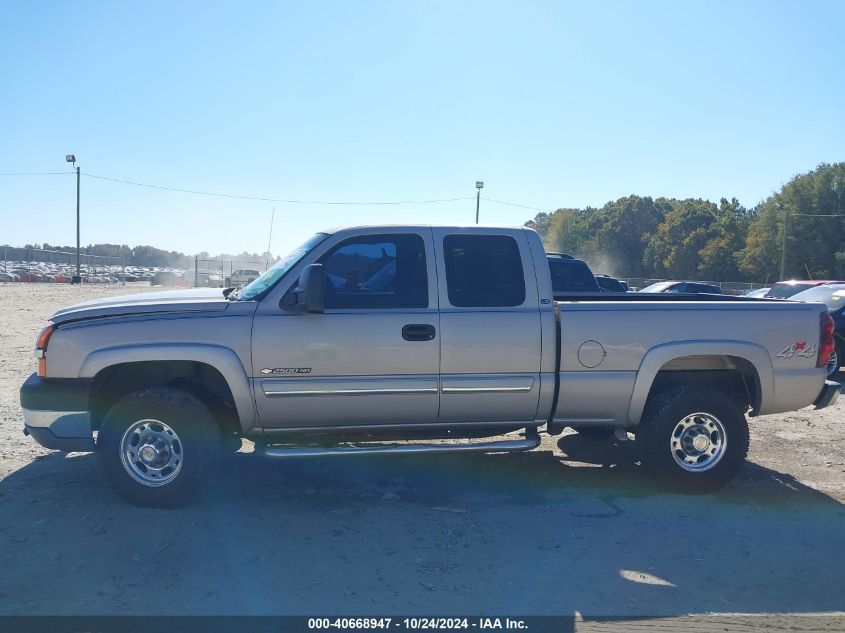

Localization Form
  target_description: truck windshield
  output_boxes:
[238,233,328,300]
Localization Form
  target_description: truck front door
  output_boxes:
[251,229,440,431]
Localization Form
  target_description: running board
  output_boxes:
[256,431,540,458]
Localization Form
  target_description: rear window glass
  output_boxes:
[686,283,722,294]
[596,276,626,292]
[443,235,526,307]
[767,282,815,298]
[549,260,600,293]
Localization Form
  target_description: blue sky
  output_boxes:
[1,0,843,257]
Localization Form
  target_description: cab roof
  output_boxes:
[321,224,529,233]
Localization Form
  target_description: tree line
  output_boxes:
[526,162,845,283]
[9,242,275,269]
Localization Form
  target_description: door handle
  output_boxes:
[402,324,436,341]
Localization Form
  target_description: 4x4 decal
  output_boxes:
[776,342,817,360]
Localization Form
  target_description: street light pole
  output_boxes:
[475,181,484,224]
[66,155,81,282]
[75,163,80,279]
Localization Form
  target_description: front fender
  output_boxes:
[79,343,258,432]
[626,340,774,426]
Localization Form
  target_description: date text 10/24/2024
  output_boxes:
[307,618,535,630]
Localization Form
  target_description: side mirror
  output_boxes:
[282,263,325,313]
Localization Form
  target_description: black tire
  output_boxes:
[97,388,220,508]
[639,385,749,494]
[572,426,616,438]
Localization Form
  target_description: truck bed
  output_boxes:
[551,293,827,429]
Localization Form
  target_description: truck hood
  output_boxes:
[51,287,231,325]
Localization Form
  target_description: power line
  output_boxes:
[482,197,551,212]
[82,172,475,206]
[0,171,75,176]
[6,171,838,219]
[1,169,557,213]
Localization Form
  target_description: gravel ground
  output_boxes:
[1,283,844,624]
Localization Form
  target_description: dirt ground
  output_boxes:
[1,284,844,624]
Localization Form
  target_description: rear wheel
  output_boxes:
[97,388,220,507]
[639,385,749,493]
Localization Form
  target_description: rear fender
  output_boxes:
[627,340,773,426]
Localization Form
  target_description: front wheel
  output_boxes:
[639,385,749,493]
[97,388,220,507]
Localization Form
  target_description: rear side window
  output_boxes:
[319,234,428,309]
[443,234,526,307]
[549,260,600,293]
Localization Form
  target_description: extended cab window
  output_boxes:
[443,234,526,307]
[319,234,428,309]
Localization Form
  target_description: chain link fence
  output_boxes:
[189,258,269,287]
[0,246,272,288]
[1,245,127,284]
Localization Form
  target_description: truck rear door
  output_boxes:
[432,228,542,425]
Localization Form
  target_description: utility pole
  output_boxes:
[475,181,484,224]
[779,201,788,280]
[66,155,81,282]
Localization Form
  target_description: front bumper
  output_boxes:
[814,380,841,410]
[20,373,95,452]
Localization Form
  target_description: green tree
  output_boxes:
[644,199,716,278]
[697,198,750,281]
[739,163,845,281]
[592,196,668,277]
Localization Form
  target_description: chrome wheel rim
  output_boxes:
[670,412,727,472]
[827,349,838,376]
[120,419,183,487]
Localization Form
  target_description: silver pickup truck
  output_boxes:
[20,225,840,507]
